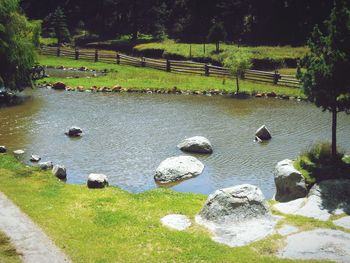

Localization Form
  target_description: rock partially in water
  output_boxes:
[65,126,82,137]
[177,136,213,154]
[30,154,41,162]
[87,173,108,189]
[52,165,67,180]
[278,229,350,262]
[196,184,279,247]
[154,156,204,184]
[13,149,25,156]
[274,179,350,221]
[0,146,6,153]
[161,214,192,231]
[274,159,308,202]
[52,82,66,90]
[39,161,53,170]
[255,125,272,141]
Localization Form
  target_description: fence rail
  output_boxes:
[40,46,300,88]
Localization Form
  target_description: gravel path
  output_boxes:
[0,192,71,263]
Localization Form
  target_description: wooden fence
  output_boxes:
[40,46,300,88]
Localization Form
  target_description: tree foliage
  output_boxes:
[0,0,36,91]
[42,7,70,44]
[207,21,227,53]
[298,0,350,161]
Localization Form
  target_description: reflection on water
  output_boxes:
[0,89,349,198]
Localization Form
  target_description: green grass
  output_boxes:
[37,55,304,97]
[0,231,21,263]
[134,40,309,63]
[40,37,58,46]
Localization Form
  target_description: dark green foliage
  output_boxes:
[207,21,227,53]
[298,0,350,161]
[52,7,71,44]
[0,0,36,91]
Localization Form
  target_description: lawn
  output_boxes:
[0,154,340,262]
[0,231,21,263]
[37,55,304,98]
[133,40,309,64]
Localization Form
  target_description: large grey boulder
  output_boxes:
[255,125,272,141]
[39,161,53,170]
[65,127,82,137]
[52,165,67,180]
[177,136,213,154]
[87,173,108,189]
[274,159,308,202]
[196,184,280,247]
[274,179,350,221]
[154,156,204,184]
[0,146,6,153]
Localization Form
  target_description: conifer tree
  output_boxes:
[52,7,71,44]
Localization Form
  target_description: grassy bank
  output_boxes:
[133,41,308,65]
[0,154,347,262]
[0,231,21,263]
[37,55,304,98]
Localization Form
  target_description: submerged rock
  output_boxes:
[65,127,82,137]
[177,136,213,154]
[30,154,41,162]
[0,146,6,153]
[154,156,204,184]
[274,159,308,202]
[87,173,108,189]
[196,184,279,247]
[52,165,67,180]
[161,214,192,231]
[255,125,272,141]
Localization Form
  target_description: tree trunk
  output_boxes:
[236,75,239,93]
[332,108,337,162]
[216,42,219,53]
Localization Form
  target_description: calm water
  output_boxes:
[0,89,349,198]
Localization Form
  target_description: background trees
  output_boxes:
[298,0,350,161]
[0,0,36,91]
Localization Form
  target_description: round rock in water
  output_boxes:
[39,161,53,170]
[30,154,41,162]
[0,146,6,153]
[177,136,213,154]
[161,214,192,231]
[154,156,204,184]
[13,149,25,156]
[87,173,108,189]
[274,159,308,202]
[255,125,272,141]
[52,165,67,180]
[65,127,82,137]
[199,184,270,223]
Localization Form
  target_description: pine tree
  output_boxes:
[298,0,350,161]
[52,7,71,44]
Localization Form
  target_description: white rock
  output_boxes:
[161,214,191,231]
[277,225,299,236]
[255,125,272,141]
[278,229,350,262]
[30,154,41,162]
[154,156,204,184]
[52,165,66,180]
[13,149,25,155]
[0,146,6,153]
[87,173,108,188]
[333,216,350,229]
[274,198,305,214]
[177,136,213,154]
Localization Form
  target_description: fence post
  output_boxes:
[273,70,280,85]
[141,57,146,67]
[116,52,120,64]
[75,48,79,60]
[57,47,61,57]
[95,49,99,62]
[240,70,245,80]
[166,59,171,72]
[205,64,209,76]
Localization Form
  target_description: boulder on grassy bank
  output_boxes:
[177,136,213,154]
[274,159,308,202]
[52,82,66,90]
[154,156,204,184]
[65,127,82,137]
[0,146,6,153]
[39,161,53,170]
[52,165,67,180]
[87,173,108,189]
[255,125,272,141]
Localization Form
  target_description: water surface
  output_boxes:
[0,89,349,198]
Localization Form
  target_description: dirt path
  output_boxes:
[0,192,71,263]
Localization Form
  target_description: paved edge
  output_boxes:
[0,192,71,263]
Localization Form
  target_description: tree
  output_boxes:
[0,0,36,91]
[298,0,350,161]
[222,49,252,93]
[207,21,227,53]
[52,7,71,44]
